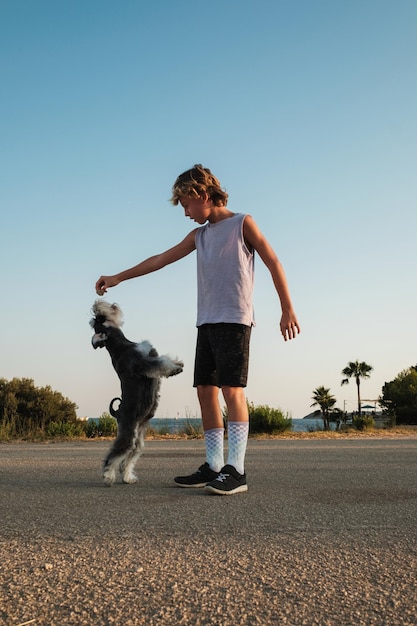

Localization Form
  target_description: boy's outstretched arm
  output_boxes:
[95,230,197,296]
[243,215,300,341]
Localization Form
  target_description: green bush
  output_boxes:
[353,415,375,431]
[85,414,117,438]
[84,420,99,438]
[223,401,292,434]
[46,420,85,438]
[248,402,292,434]
[0,377,78,439]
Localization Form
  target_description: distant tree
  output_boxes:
[0,378,77,438]
[380,366,417,425]
[341,361,373,416]
[311,386,337,430]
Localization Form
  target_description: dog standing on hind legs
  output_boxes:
[90,300,184,486]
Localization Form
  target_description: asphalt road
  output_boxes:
[1,438,416,626]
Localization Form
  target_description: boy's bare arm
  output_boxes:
[95,230,197,295]
[243,215,300,341]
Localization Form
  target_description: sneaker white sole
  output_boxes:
[204,483,248,495]
[174,482,208,488]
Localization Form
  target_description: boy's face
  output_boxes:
[179,195,212,225]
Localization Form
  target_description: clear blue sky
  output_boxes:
[1,0,416,419]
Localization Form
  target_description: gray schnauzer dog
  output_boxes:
[90,300,183,486]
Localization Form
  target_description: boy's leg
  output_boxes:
[205,387,249,495]
[222,386,248,423]
[204,325,251,495]
[175,324,250,491]
[198,384,224,472]
[222,386,249,475]
[174,385,223,487]
[197,384,224,430]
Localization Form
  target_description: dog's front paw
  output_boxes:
[170,360,184,376]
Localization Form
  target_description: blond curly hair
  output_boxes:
[170,164,228,206]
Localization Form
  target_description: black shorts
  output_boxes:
[193,323,252,388]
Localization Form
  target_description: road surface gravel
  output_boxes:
[1,438,416,625]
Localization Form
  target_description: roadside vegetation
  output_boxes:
[1,363,417,442]
[222,401,292,435]
[310,361,417,432]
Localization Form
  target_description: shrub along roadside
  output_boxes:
[8,403,405,442]
[1,402,293,441]
[222,401,292,435]
[247,402,292,434]
[84,414,118,438]
[46,421,86,438]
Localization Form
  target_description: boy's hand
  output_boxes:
[280,312,300,341]
[95,275,119,296]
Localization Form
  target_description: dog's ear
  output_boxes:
[109,303,124,327]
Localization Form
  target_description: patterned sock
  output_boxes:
[227,421,249,475]
[204,428,224,472]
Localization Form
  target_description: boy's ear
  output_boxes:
[200,192,209,203]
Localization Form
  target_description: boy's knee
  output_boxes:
[197,384,219,406]
[222,386,245,403]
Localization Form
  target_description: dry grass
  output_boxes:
[144,425,417,441]
[3,426,416,444]
[246,425,417,440]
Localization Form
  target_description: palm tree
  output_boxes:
[341,360,373,416]
[311,386,337,430]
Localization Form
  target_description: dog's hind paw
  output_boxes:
[103,469,116,487]
[123,472,138,484]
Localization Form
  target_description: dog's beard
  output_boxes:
[91,332,107,349]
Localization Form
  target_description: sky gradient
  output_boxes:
[1,0,416,420]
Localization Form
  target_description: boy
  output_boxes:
[95,164,300,495]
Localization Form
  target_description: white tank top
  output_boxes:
[195,213,255,327]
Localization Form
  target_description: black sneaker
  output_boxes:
[174,462,219,488]
[205,464,248,495]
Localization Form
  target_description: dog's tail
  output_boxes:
[109,397,122,419]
